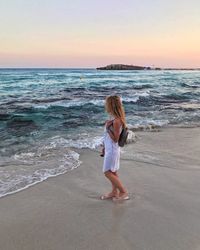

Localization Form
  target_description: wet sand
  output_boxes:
[0,127,200,250]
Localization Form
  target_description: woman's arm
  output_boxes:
[106,118,121,143]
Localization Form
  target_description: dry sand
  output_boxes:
[0,127,200,250]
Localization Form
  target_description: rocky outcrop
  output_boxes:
[7,117,38,135]
[96,64,199,70]
[97,64,161,70]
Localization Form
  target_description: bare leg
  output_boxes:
[111,172,118,197]
[104,170,128,197]
[101,171,119,199]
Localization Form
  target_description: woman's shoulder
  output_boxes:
[113,117,123,126]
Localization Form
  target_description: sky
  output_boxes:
[0,0,200,68]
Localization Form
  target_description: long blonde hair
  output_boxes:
[105,95,126,128]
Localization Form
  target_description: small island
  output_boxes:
[97,64,158,70]
[96,64,199,70]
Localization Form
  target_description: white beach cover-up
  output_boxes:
[102,121,122,173]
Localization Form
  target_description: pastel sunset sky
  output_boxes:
[0,0,200,68]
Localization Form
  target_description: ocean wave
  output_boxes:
[33,92,150,109]
[0,131,105,198]
[163,103,200,111]
[0,146,81,198]
[122,92,150,103]
[127,119,169,131]
[62,84,153,95]
[49,135,103,149]
[122,97,139,103]
[180,82,200,88]
[33,99,104,109]
[0,158,80,198]
[163,91,200,101]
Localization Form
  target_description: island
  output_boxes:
[97,64,158,70]
[96,64,199,70]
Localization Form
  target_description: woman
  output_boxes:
[100,95,129,201]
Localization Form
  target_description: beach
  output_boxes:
[1,126,200,250]
[1,0,200,248]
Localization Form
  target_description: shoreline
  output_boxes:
[1,125,200,199]
[1,126,200,249]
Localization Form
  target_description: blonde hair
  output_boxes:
[105,95,126,128]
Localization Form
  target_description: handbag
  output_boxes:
[107,121,129,147]
[118,127,129,147]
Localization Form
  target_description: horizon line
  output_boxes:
[0,66,200,70]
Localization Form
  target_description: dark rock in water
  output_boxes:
[6,117,38,135]
[62,87,86,93]
[32,97,68,104]
[0,113,10,121]
[63,121,81,128]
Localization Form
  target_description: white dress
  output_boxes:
[102,119,122,173]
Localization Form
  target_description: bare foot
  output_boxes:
[100,192,118,200]
[112,192,130,201]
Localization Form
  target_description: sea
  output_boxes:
[0,68,200,197]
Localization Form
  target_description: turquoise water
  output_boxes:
[0,68,200,197]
